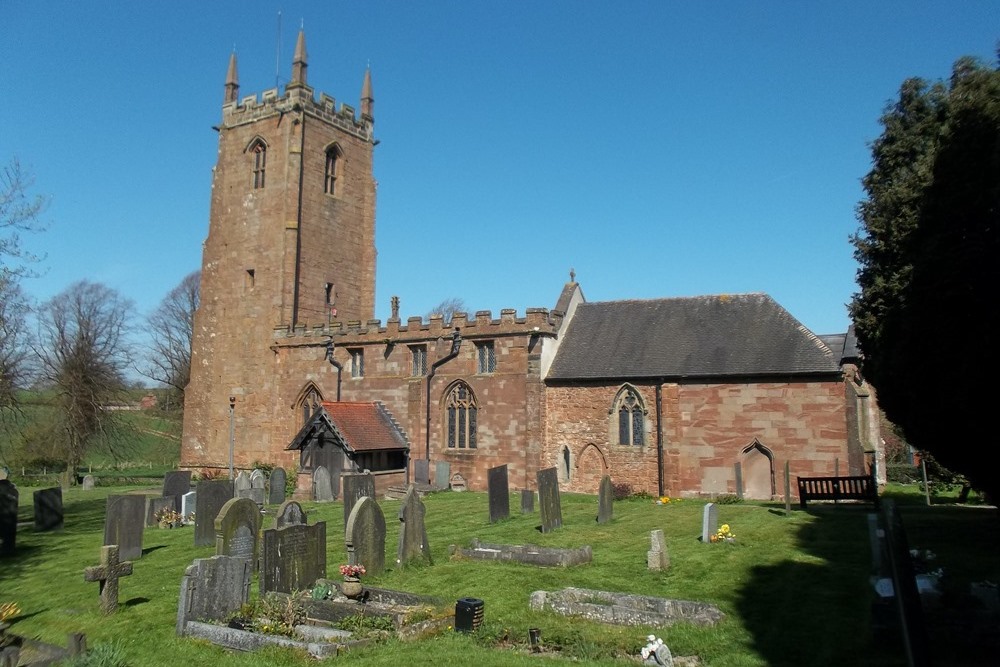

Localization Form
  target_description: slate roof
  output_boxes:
[546,293,841,381]
[286,401,409,452]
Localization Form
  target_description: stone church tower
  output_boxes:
[181,32,377,468]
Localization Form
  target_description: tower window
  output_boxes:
[446,381,477,449]
[349,348,364,378]
[476,341,496,374]
[411,345,427,377]
[324,145,342,195]
[250,140,267,189]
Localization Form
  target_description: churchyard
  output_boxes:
[1,475,997,666]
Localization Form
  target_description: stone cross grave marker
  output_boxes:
[597,475,614,524]
[0,479,17,556]
[195,479,234,547]
[104,495,145,560]
[346,496,386,576]
[274,500,307,529]
[84,544,133,614]
[434,461,451,490]
[162,470,192,512]
[82,475,96,491]
[260,521,327,594]
[33,487,63,532]
[521,489,535,514]
[397,485,432,567]
[181,491,197,522]
[414,459,430,486]
[312,465,334,502]
[146,495,177,527]
[537,467,563,533]
[488,464,510,523]
[215,497,262,571]
[268,467,287,505]
[342,472,375,528]
[701,503,718,544]
[647,529,670,570]
[176,555,252,636]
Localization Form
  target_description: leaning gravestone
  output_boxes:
[488,464,510,523]
[260,521,327,594]
[701,503,718,543]
[104,494,145,561]
[195,479,234,547]
[434,461,451,490]
[414,459,430,486]
[346,496,386,576]
[162,470,192,512]
[146,495,177,527]
[648,529,669,571]
[537,467,563,533]
[215,497,262,570]
[342,472,375,527]
[82,474,96,491]
[33,487,64,532]
[274,500,307,529]
[597,475,614,524]
[397,485,432,567]
[176,555,252,636]
[268,468,287,505]
[312,466,334,502]
[0,479,17,556]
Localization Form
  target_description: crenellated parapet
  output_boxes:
[223,87,373,142]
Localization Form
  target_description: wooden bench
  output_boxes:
[797,473,879,509]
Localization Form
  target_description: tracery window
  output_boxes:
[249,139,267,189]
[296,385,323,428]
[613,385,646,446]
[324,144,342,195]
[445,381,478,450]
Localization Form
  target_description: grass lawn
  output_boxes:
[2,484,996,666]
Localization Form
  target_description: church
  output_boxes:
[180,32,882,500]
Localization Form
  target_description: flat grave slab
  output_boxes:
[449,539,592,567]
[529,587,724,627]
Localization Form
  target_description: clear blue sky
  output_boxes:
[2,1,996,337]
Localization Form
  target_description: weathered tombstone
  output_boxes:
[397,485,432,567]
[82,475,96,491]
[146,495,177,527]
[233,471,251,497]
[488,464,510,523]
[537,467,563,533]
[274,500,307,529]
[450,473,467,492]
[434,461,451,490]
[237,486,265,506]
[0,479,17,556]
[181,491,197,521]
[268,467,287,505]
[597,475,614,524]
[414,459,430,486]
[104,495,145,560]
[176,555,252,636]
[701,503,718,543]
[249,469,265,489]
[521,489,535,514]
[162,470,192,512]
[342,472,376,527]
[33,487,64,532]
[214,497,262,570]
[260,521,327,594]
[84,544,133,615]
[312,466,334,502]
[346,496,387,576]
[647,529,670,570]
[734,462,744,501]
[195,479,234,547]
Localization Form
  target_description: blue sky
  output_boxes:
[2,1,997,338]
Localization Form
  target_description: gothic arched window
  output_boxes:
[295,384,323,429]
[445,381,478,450]
[612,385,646,446]
[249,138,267,189]
[324,144,342,195]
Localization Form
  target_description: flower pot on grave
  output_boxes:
[341,577,364,600]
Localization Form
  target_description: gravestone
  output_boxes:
[84,544,133,615]
[397,485,432,567]
[104,495,145,560]
[249,468,265,489]
[434,461,451,490]
[537,467,563,533]
[647,529,670,570]
[181,491,197,521]
[195,479,234,547]
[260,521,327,594]
[33,487,64,532]
[82,475,96,491]
[243,470,266,505]
[268,468,287,505]
[233,470,251,497]
[450,473,467,492]
[146,495,177,527]
[274,500,307,529]
[521,489,535,514]
[597,475,614,524]
[734,462,744,501]
[312,466,334,502]
[346,496,387,576]
[414,459,430,486]
[342,472,376,527]
[701,503,718,543]
[488,464,510,523]
[162,470,192,512]
[214,497,262,570]
[176,555,252,636]
[0,479,17,556]
[237,486,265,506]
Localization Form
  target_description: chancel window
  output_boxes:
[476,341,496,374]
[250,139,267,189]
[446,381,478,450]
[324,145,342,195]
[614,386,646,446]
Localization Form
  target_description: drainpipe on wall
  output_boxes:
[656,382,664,498]
[425,329,463,463]
[324,340,342,401]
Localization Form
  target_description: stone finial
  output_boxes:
[224,51,239,104]
[290,29,308,88]
[391,295,400,320]
[84,545,133,614]
[361,67,374,119]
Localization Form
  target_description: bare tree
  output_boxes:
[1,157,47,281]
[34,281,135,472]
[0,276,31,422]
[426,297,467,324]
[144,270,199,405]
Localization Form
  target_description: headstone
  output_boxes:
[450,473,467,492]
[233,471,251,497]
[268,468,287,505]
[342,472,376,527]
[647,529,670,570]
[83,544,133,614]
[397,485,432,567]
[701,503,718,543]
[181,491,197,522]
[0,479,17,556]
[195,479,234,547]
[162,470,192,512]
[274,500,307,529]
[488,464,510,523]
[597,475,614,524]
[176,556,252,636]
[521,489,535,514]
[260,521,327,594]
[312,466,334,502]
[214,497,262,570]
[434,461,451,490]
[346,496,387,576]
[249,469,265,490]
[104,495,145,560]
[537,467,563,533]
[236,486,265,506]
[82,475,96,491]
[33,487,64,532]
[734,462,744,501]
[146,495,177,527]
[414,459,430,486]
